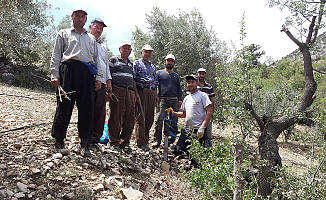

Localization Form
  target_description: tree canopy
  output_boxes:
[131,7,231,86]
[0,0,52,65]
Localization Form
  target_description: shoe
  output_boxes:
[111,145,122,153]
[151,141,161,149]
[54,141,69,156]
[80,145,92,158]
[89,142,102,151]
[138,144,150,151]
[121,145,132,153]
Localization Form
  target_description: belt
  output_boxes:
[136,85,156,90]
[113,84,134,91]
[159,97,178,100]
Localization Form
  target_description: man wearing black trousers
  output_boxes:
[50,6,102,157]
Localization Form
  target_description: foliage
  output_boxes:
[215,14,258,140]
[0,0,52,65]
[271,164,326,199]
[184,138,235,199]
[267,0,325,38]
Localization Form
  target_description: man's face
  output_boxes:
[164,58,175,69]
[197,71,207,82]
[119,45,132,58]
[187,79,198,93]
[89,22,104,40]
[71,11,87,29]
[141,50,152,62]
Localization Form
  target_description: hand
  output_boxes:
[106,89,112,101]
[51,77,60,87]
[134,92,140,103]
[165,107,174,114]
[95,80,101,91]
[197,127,205,138]
[155,96,159,107]
[178,101,182,109]
[106,80,112,92]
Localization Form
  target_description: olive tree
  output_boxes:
[0,0,52,65]
[243,0,325,196]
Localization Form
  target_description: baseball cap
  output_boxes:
[165,54,175,61]
[91,18,107,27]
[119,40,132,47]
[186,74,198,82]
[197,68,206,73]
[72,6,88,15]
[142,44,153,51]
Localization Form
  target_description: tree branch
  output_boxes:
[306,16,316,44]
[311,0,326,43]
[245,102,265,132]
[313,68,326,74]
[280,25,302,47]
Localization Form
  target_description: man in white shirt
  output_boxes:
[173,74,213,158]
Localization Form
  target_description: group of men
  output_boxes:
[50,6,215,158]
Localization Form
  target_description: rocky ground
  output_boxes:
[0,83,314,200]
[0,83,201,200]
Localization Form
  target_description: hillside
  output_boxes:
[0,83,315,199]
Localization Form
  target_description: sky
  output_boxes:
[47,0,299,62]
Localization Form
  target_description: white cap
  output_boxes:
[119,40,131,47]
[142,44,153,51]
[165,54,175,61]
[72,6,88,15]
[197,68,206,73]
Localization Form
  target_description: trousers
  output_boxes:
[52,60,95,141]
[108,85,135,147]
[153,98,179,142]
[134,88,156,146]
[92,83,107,143]
[174,127,208,158]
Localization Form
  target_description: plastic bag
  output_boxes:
[99,122,109,144]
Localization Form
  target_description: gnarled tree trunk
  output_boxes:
[246,2,324,194]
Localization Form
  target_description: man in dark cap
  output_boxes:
[173,74,213,158]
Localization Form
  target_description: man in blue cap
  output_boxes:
[88,18,112,151]
[50,6,102,158]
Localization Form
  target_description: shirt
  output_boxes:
[50,27,103,81]
[97,39,111,84]
[198,82,215,98]
[156,70,182,101]
[133,59,158,87]
[109,56,134,87]
[181,90,211,129]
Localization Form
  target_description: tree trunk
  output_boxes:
[233,143,244,200]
